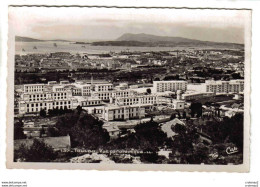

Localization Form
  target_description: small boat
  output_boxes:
[33,46,37,49]
[82,46,86,48]
[53,43,57,47]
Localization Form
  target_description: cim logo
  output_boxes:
[226,146,239,155]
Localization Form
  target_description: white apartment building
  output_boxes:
[48,81,58,85]
[66,83,92,96]
[94,83,113,92]
[60,81,70,85]
[24,84,45,93]
[72,87,82,96]
[82,85,92,96]
[19,99,77,114]
[92,90,135,101]
[52,85,66,92]
[153,80,187,93]
[103,105,148,121]
[113,90,136,98]
[78,96,102,107]
[21,88,72,102]
[19,84,76,114]
[115,95,158,106]
[92,91,114,101]
[115,83,128,90]
[181,92,215,100]
[83,105,104,114]
[205,80,244,93]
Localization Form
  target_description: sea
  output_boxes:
[15,41,233,55]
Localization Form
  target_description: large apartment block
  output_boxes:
[92,89,136,101]
[102,105,148,121]
[19,99,77,114]
[19,83,79,114]
[205,80,244,93]
[24,84,45,93]
[77,96,102,107]
[115,95,158,106]
[94,83,113,92]
[153,80,187,93]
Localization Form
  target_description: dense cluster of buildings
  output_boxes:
[16,78,244,123]
[14,46,245,165]
[15,48,244,75]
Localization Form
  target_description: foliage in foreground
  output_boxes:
[55,107,110,149]
[14,139,57,162]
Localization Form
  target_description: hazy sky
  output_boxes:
[9,7,251,44]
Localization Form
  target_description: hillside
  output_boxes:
[92,33,243,48]
[15,36,44,42]
[116,33,199,43]
[15,36,70,42]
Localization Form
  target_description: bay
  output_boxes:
[15,41,224,55]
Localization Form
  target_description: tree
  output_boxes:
[14,139,57,162]
[47,127,60,137]
[190,102,202,117]
[183,111,187,119]
[231,73,242,79]
[146,88,152,94]
[172,123,186,135]
[64,106,69,113]
[55,111,109,149]
[177,111,181,118]
[170,113,176,120]
[39,126,45,138]
[39,109,46,117]
[187,143,209,164]
[76,105,83,115]
[107,121,170,155]
[163,75,180,81]
[14,120,26,140]
[48,109,53,116]
[170,125,200,163]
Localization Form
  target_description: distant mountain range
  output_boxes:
[16,34,243,48]
[92,33,243,48]
[15,36,70,42]
[116,33,199,43]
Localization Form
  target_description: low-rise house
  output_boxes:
[161,118,186,138]
[102,104,146,121]
[103,125,120,139]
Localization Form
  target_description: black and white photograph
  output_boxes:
[6,6,251,171]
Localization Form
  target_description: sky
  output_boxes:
[9,7,251,44]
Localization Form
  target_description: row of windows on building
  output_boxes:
[119,99,156,105]
[26,101,71,108]
[25,101,72,113]
[206,85,243,92]
[26,105,72,113]
[28,92,68,97]
[24,86,44,93]
[112,111,140,119]
[81,100,101,106]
